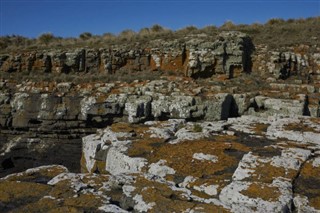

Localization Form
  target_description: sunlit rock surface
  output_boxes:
[1,29,320,212]
[1,115,319,212]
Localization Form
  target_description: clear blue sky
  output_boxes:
[1,0,319,38]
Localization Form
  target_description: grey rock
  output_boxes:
[125,95,152,123]
[204,93,234,120]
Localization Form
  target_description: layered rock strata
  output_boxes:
[0,32,253,79]
[1,77,320,177]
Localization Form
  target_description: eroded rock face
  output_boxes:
[1,79,318,130]
[252,44,320,81]
[1,76,320,178]
[0,32,253,79]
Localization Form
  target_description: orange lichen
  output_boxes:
[147,138,249,180]
[91,160,108,174]
[0,181,51,203]
[133,176,230,213]
[294,159,320,206]
[278,141,311,150]
[161,55,185,73]
[216,74,229,81]
[110,122,135,133]
[95,93,109,103]
[64,194,102,208]
[81,174,110,187]
[253,161,296,183]
[11,197,61,213]
[252,123,270,135]
[128,137,164,158]
[49,180,78,199]
[47,206,80,213]
[80,153,89,173]
[309,117,320,125]
[310,197,320,209]
[230,65,243,78]
[301,160,320,177]
[241,183,281,202]
[3,165,67,182]
[283,122,318,133]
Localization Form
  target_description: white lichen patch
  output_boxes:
[42,195,56,200]
[266,116,320,144]
[0,165,68,180]
[148,160,176,178]
[147,119,187,140]
[148,127,173,140]
[232,152,260,181]
[220,179,293,213]
[219,181,251,205]
[82,133,107,173]
[193,184,219,196]
[312,157,320,167]
[106,148,147,175]
[10,92,29,110]
[98,204,129,213]
[151,54,161,67]
[170,127,207,144]
[193,153,218,163]
[25,165,68,174]
[271,148,311,170]
[133,194,156,212]
[123,185,136,197]
[293,195,320,213]
[48,172,82,185]
[48,173,91,193]
[0,136,21,156]
[80,96,96,120]
[178,176,197,188]
[227,115,269,134]
[201,121,226,134]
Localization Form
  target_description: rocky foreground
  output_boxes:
[0,77,319,212]
[0,30,320,212]
[0,115,320,212]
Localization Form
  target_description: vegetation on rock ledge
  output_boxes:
[0,17,319,53]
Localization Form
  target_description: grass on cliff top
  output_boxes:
[1,17,319,53]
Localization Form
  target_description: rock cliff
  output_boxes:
[0,32,253,78]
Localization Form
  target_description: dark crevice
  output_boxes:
[303,95,311,116]
[1,158,14,170]
[291,153,315,211]
[232,131,275,147]
[109,199,121,207]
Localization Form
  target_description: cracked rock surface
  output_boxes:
[1,29,320,212]
[1,115,319,212]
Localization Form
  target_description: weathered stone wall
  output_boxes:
[252,44,320,81]
[1,33,319,82]
[1,79,317,132]
[0,32,253,79]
